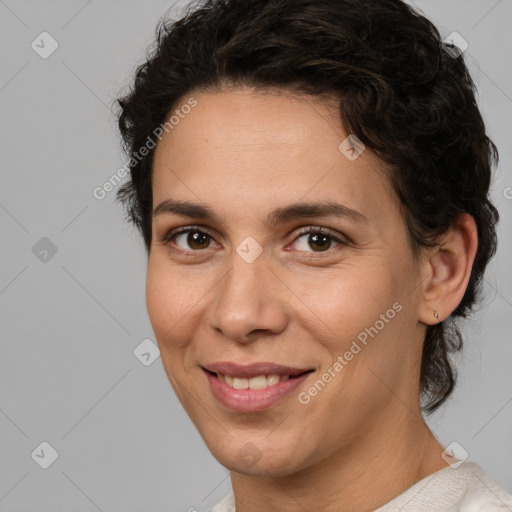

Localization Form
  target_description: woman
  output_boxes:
[115,0,512,510]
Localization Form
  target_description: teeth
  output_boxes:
[218,373,291,389]
[233,377,249,389]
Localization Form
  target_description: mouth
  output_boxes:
[201,362,316,412]
[202,368,314,390]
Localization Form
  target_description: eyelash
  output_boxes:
[160,225,348,255]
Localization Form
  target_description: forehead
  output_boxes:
[151,86,397,223]
[155,86,345,159]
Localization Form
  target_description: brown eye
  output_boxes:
[307,233,332,252]
[182,231,211,250]
[164,227,214,251]
[292,227,347,253]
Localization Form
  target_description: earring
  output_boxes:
[434,311,439,320]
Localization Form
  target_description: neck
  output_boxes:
[230,406,447,512]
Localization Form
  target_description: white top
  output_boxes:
[208,461,512,511]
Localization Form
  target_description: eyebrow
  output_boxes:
[153,199,368,226]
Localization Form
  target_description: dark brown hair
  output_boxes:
[115,0,499,414]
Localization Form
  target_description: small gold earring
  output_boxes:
[434,311,439,320]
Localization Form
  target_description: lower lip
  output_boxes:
[204,369,313,413]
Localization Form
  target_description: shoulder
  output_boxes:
[207,492,235,512]
[457,462,512,511]
[206,462,512,512]
[377,461,512,512]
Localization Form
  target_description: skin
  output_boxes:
[146,85,478,512]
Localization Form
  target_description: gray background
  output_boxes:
[0,0,511,510]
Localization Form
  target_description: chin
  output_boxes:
[208,437,308,477]
[219,453,298,477]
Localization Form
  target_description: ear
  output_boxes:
[418,213,478,325]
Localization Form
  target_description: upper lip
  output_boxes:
[202,362,314,379]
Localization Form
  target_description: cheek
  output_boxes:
[299,263,396,330]
[145,260,192,350]
[300,261,409,385]
[145,256,218,361]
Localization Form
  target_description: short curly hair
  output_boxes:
[115,0,499,414]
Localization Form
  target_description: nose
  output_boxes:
[207,250,288,343]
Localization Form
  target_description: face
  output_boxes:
[147,85,428,477]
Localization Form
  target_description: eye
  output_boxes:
[290,226,347,253]
[160,225,348,255]
[161,226,216,252]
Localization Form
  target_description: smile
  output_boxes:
[217,372,290,389]
[202,365,315,412]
